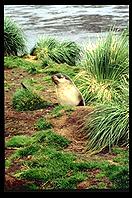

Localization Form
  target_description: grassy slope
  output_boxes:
[4,56,129,191]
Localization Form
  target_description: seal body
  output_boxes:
[52,73,85,106]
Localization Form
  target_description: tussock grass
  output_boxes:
[4,16,27,56]
[31,36,81,66]
[73,29,129,154]
[74,29,129,104]
[49,41,81,66]
[84,103,129,154]
[83,73,129,153]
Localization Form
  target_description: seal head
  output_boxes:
[52,73,85,106]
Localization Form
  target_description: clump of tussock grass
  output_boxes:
[79,72,129,154]
[74,29,129,104]
[31,36,81,66]
[84,102,129,154]
[49,40,81,66]
[30,37,58,65]
[4,16,27,56]
[12,87,52,111]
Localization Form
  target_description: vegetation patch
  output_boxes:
[4,16,27,56]
[51,105,75,118]
[35,118,52,130]
[84,102,129,154]
[5,135,33,148]
[33,130,71,149]
[42,62,80,78]
[105,164,129,189]
[12,88,52,111]
[5,130,129,190]
[74,29,129,104]
[112,147,129,165]
[31,36,81,66]
[4,56,41,73]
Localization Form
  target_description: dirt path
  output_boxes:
[48,107,93,153]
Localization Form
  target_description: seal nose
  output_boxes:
[51,75,58,85]
[51,75,54,81]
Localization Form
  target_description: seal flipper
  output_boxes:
[77,99,85,106]
[21,82,28,90]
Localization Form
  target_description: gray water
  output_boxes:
[4,5,129,52]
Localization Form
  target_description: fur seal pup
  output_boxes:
[52,73,85,106]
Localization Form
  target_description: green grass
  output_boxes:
[22,78,45,91]
[42,62,80,77]
[31,36,81,66]
[84,29,128,81]
[30,37,59,56]
[112,147,129,165]
[5,135,33,148]
[35,118,52,130]
[5,129,129,190]
[84,102,129,154]
[33,130,71,149]
[22,78,37,86]
[54,172,87,189]
[51,105,75,118]
[48,40,81,66]
[105,164,129,189]
[4,16,27,56]
[4,53,80,79]
[4,56,41,73]
[74,29,129,105]
[12,87,52,111]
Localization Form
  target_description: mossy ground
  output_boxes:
[4,56,129,191]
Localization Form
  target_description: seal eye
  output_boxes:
[56,73,63,79]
